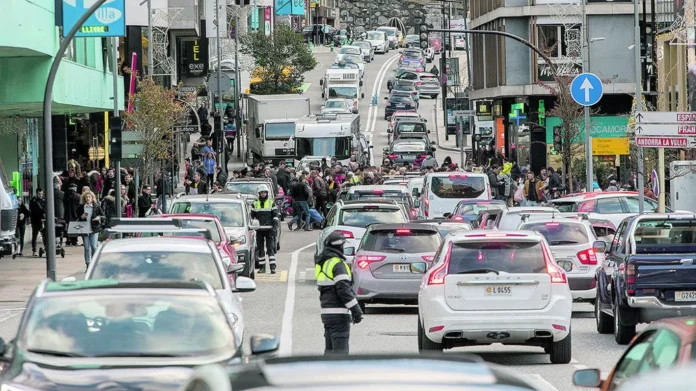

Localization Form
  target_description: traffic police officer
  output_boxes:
[251,186,279,274]
[315,231,363,354]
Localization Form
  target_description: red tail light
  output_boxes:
[335,230,354,239]
[427,242,451,285]
[400,56,404,61]
[545,222,561,227]
[388,153,398,159]
[422,255,435,262]
[395,229,411,234]
[356,255,386,269]
[543,243,567,284]
[418,154,427,159]
[416,81,423,85]
[577,248,597,265]
[626,263,636,284]
[373,189,384,194]
[410,209,417,217]
[453,216,463,222]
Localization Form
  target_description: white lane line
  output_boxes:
[521,374,559,391]
[365,54,400,143]
[279,242,316,357]
[574,364,588,370]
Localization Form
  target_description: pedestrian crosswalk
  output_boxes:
[254,270,288,282]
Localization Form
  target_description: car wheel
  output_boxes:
[613,295,636,345]
[595,295,613,334]
[548,330,572,364]
[418,317,443,352]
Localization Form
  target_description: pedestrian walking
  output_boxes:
[15,198,29,256]
[29,188,45,257]
[315,231,363,355]
[76,191,104,271]
[251,187,280,274]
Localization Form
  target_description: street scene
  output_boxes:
[1,0,696,390]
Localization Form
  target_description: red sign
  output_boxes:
[677,113,696,122]
[678,125,696,134]
[635,137,688,147]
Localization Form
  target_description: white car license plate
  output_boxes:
[485,286,512,296]
[393,264,410,273]
[396,104,405,108]
[675,291,696,301]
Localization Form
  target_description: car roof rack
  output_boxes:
[104,218,213,241]
[37,279,216,297]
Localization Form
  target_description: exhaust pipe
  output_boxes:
[444,331,463,339]
[534,330,553,338]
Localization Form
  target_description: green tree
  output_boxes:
[122,77,186,188]
[240,24,317,94]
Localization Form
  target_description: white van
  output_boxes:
[415,172,491,219]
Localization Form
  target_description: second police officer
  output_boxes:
[315,231,363,355]
[251,186,279,274]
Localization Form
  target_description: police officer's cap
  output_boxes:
[325,231,346,248]
[257,186,268,195]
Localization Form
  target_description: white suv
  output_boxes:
[418,230,573,364]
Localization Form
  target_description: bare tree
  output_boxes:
[122,77,186,188]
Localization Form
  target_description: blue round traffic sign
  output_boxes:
[570,73,603,107]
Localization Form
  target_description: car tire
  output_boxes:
[595,295,613,334]
[548,331,572,364]
[613,295,636,345]
[418,317,443,352]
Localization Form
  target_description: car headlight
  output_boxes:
[229,235,246,246]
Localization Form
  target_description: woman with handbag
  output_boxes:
[76,191,104,271]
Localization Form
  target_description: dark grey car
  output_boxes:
[383,139,434,166]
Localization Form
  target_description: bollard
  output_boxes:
[330,41,334,52]
[309,42,314,52]
[371,94,378,106]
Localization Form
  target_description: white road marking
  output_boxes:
[570,358,579,364]
[520,374,559,391]
[279,242,316,357]
[574,364,588,370]
[365,54,400,167]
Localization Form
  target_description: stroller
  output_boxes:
[38,218,66,258]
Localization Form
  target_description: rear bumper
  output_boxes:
[418,87,440,96]
[568,277,596,300]
[353,275,422,302]
[628,296,696,323]
[420,293,572,344]
[629,296,696,310]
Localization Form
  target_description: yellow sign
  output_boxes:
[310,0,320,6]
[89,147,106,160]
[592,137,629,156]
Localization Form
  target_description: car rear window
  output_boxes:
[338,208,405,227]
[634,219,696,252]
[552,201,578,213]
[397,123,426,133]
[170,202,245,227]
[430,175,486,199]
[391,96,413,103]
[448,241,547,274]
[419,75,439,83]
[498,212,556,230]
[457,203,505,216]
[148,219,222,243]
[520,222,588,246]
[361,229,440,253]
[404,51,421,58]
[393,142,426,152]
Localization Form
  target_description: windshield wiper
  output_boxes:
[27,349,87,357]
[549,240,579,245]
[456,268,500,275]
[381,248,407,253]
[93,352,180,358]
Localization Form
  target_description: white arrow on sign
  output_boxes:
[634,123,696,136]
[580,78,593,102]
[634,112,696,124]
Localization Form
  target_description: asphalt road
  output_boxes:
[0,50,639,391]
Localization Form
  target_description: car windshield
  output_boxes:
[396,123,426,133]
[148,219,222,243]
[325,100,347,108]
[430,175,486,199]
[367,32,384,40]
[338,208,405,227]
[91,251,224,289]
[405,35,418,41]
[296,137,352,160]
[634,219,696,253]
[404,51,421,58]
[362,229,440,253]
[391,96,414,104]
[394,85,417,93]
[392,142,427,152]
[23,294,235,358]
[457,203,505,217]
[225,182,271,195]
[344,55,362,63]
[448,241,546,274]
[331,63,359,70]
[552,201,578,213]
[519,222,589,246]
[265,122,295,140]
[329,87,358,99]
[349,192,412,208]
[377,28,395,36]
[340,47,360,55]
[170,202,245,227]
[353,42,370,49]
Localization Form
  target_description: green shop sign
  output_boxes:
[545,116,628,144]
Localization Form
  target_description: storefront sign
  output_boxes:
[185,39,208,77]
[62,0,125,37]
[275,0,305,15]
[545,116,629,144]
[537,60,582,82]
[264,7,272,36]
[475,100,492,117]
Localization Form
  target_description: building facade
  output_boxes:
[469,0,640,174]
[0,0,124,197]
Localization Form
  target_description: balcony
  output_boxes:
[169,0,200,36]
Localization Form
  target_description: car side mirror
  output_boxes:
[250,334,280,356]
[427,130,431,134]
[431,147,437,152]
[233,276,257,293]
[572,369,601,387]
[344,247,355,256]
[320,79,324,86]
[593,240,607,253]
[384,97,389,100]
[443,213,452,218]
[361,93,365,98]
[227,263,245,275]
[255,126,261,139]
[369,145,374,149]
[249,220,261,230]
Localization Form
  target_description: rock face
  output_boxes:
[338,0,439,34]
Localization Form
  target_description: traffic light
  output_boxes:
[553,126,562,152]
[419,24,429,50]
[109,117,123,161]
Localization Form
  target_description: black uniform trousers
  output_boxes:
[255,229,276,268]
[323,317,351,355]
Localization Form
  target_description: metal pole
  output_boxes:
[459,116,464,167]
[148,0,154,76]
[462,0,472,90]
[235,14,242,159]
[441,3,448,142]
[634,0,645,213]
[582,0,593,192]
[44,0,108,281]
[113,37,122,219]
[216,0,225,171]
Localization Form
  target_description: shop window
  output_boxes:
[536,25,581,59]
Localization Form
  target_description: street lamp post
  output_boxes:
[634,0,645,213]
[215,0,225,174]
[139,0,154,76]
[43,0,109,281]
[582,0,593,192]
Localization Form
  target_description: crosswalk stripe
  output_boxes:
[254,270,288,282]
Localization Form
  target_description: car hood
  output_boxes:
[5,362,194,391]
[366,39,384,46]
